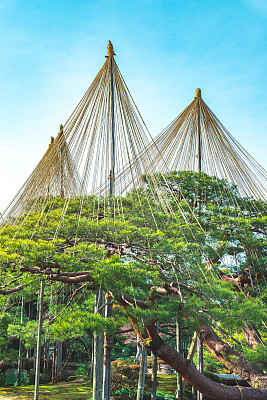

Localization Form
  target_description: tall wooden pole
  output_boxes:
[182,332,197,392]
[59,124,64,198]
[103,40,116,400]
[93,288,105,400]
[17,296,24,386]
[197,337,204,400]
[195,88,202,214]
[195,89,204,400]
[151,322,159,400]
[34,280,44,400]
[176,318,183,400]
[108,40,116,214]
[103,295,113,400]
[195,88,202,174]
[137,344,147,400]
[90,339,94,382]
[26,300,33,359]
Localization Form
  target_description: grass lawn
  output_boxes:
[157,375,193,399]
[157,375,177,395]
[0,375,193,399]
[0,380,92,400]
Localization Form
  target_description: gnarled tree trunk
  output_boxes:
[143,331,267,400]
[197,324,266,388]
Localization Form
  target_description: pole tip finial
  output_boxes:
[59,124,63,134]
[107,40,115,57]
[195,88,202,98]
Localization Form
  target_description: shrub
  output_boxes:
[110,361,152,398]
[0,373,6,387]
[25,370,51,385]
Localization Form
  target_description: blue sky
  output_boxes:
[0,0,266,210]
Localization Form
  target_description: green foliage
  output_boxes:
[110,359,152,398]
[8,320,38,348]
[0,313,17,359]
[242,344,267,371]
[193,347,229,374]
[25,369,35,385]
[0,171,266,376]
[74,363,91,378]
[24,370,50,386]
[0,373,6,386]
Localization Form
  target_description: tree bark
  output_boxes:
[242,324,264,349]
[52,340,62,382]
[43,340,49,376]
[53,341,62,382]
[143,332,267,400]
[118,293,267,399]
[198,324,265,388]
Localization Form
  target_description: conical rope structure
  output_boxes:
[60,40,173,209]
[1,41,188,228]
[149,88,267,202]
[62,40,152,198]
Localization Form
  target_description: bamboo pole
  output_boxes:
[34,280,44,400]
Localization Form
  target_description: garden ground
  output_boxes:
[0,375,183,400]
